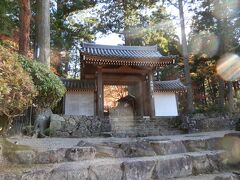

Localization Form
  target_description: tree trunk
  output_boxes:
[178,0,194,113]
[223,19,235,113]
[218,77,225,111]
[19,0,31,56]
[36,0,50,67]
[123,26,131,46]
[227,82,234,113]
[217,17,235,112]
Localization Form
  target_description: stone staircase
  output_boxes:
[110,116,184,137]
[0,131,240,180]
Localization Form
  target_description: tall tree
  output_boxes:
[96,0,158,45]
[36,0,50,67]
[19,0,31,56]
[0,0,19,37]
[50,0,97,77]
[190,0,240,112]
[178,0,194,113]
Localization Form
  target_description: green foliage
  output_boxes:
[0,46,37,118]
[49,0,97,77]
[96,0,158,35]
[96,0,180,54]
[18,56,66,109]
[0,0,19,36]
[188,0,240,112]
[0,45,37,134]
[44,127,55,137]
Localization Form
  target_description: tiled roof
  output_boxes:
[61,78,186,92]
[81,43,177,66]
[154,79,187,92]
[61,78,95,91]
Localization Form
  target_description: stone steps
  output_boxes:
[111,128,184,137]
[3,150,235,180]
[4,132,233,164]
[110,117,183,137]
[2,131,240,180]
[173,172,240,180]
[5,146,96,164]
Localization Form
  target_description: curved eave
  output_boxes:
[81,54,177,67]
[66,88,95,92]
[154,79,187,93]
[154,89,187,93]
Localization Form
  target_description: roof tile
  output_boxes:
[81,43,177,66]
[61,78,95,91]
[154,79,186,92]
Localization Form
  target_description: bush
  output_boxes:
[0,46,37,134]
[0,43,66,135]
[18,55,66,109]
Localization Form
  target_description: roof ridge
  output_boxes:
[82,43,158,51]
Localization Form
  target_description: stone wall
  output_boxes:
[49,114,182,138]
[49,114,111,137]
[48,113,240,138]
[180,113,240,133]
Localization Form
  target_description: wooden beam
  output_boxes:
[102,67,148,75]
[97,66,104,117]
[148,70,155,117]
[138,81,144,117]
[102,74,144,83]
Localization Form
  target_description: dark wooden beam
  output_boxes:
[97,66,104,117]
[102,66,148,75]
[148,70,155,117]
[138,81,144,117]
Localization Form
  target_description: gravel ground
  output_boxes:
[6,130,239,151]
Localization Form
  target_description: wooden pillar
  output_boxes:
[62,94,66,114]
[142,79,148,116]
[148,70,155,117]
[94,90,97,116]
[138,81,144,117]
[97,66,104,117]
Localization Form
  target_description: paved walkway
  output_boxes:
[6,130,239,151]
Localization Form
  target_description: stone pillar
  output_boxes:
[148,70,155,117]
[97,66,104,117]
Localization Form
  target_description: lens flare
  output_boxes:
[221,136,240,164]
[213,0,239,19]
[216,53,240,81]
[189,31,219,57]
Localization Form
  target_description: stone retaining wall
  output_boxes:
[48,113,240,137]
[180,113,240,133]
[49,114,111,137]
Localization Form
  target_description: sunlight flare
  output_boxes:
[189,31,219,57]
[216,53,240,81]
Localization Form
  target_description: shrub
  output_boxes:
[0,46,37,134]
[18,55,66,109]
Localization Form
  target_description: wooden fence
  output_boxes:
[7,107,34,136]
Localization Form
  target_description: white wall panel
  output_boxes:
[65,91,94,116]
[153,92,178,116]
